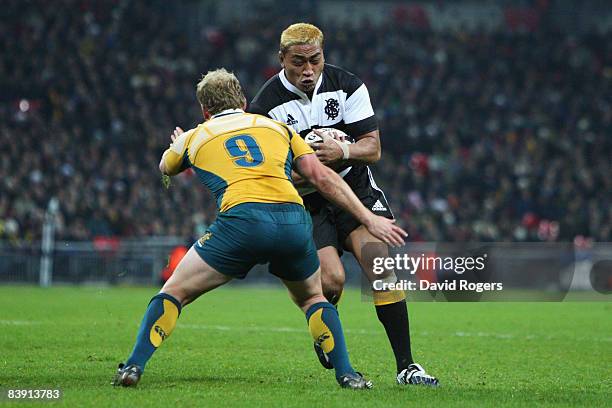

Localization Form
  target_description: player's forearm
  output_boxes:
[291,170,308,186]
[347,135,381,164]
[311,167,373,226]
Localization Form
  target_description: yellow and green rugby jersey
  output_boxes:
[162,109,313,212]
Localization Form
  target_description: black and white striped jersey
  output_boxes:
[248,64,385,208]
[249,64,378,140]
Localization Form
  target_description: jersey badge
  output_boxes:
[324,98,340,120]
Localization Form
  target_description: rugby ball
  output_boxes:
[297,128,353,196]
[304,127,353,145]
[304,128,353,178]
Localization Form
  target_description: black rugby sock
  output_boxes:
[375,300,414,372]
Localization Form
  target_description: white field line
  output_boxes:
[1,319,610,342]
[0,320,42,325]
[178,323,378,335]
[178,323,612,342]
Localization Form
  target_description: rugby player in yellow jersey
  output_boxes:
[112,69,407,389]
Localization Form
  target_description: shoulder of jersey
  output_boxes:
[250,74,299,112]
[246,113,293,138]
[321,63,363,95]
[183,126,201,142]
[323,63,358,78]
[251,73,281,99]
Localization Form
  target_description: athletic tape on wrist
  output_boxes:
[331,138,350,160]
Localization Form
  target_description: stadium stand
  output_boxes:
[1,0,610,243]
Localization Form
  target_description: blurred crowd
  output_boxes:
[1,0,610,243]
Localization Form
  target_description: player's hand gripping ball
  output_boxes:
[304,128,353,176]
[297,128,353,196]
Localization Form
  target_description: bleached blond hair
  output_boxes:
[280,23,324,53]
[196,68,246,115]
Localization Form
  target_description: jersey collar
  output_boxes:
[279,69,323,101]
[211,108,244,119]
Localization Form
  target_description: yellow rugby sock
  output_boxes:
[306,302,355,379]
[372,289,406,306]
[125,293,181,370]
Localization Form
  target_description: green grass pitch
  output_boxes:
[0,285,610,407]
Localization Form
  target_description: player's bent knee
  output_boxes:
[320,258,345,305]
[297,294,328,313]
[160,273,193,306]
[322,283,344,305]
[321,270,345,305]
[160,286,190,307]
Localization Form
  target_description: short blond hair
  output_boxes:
[280,23,324,53]
[196,68,246,115]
